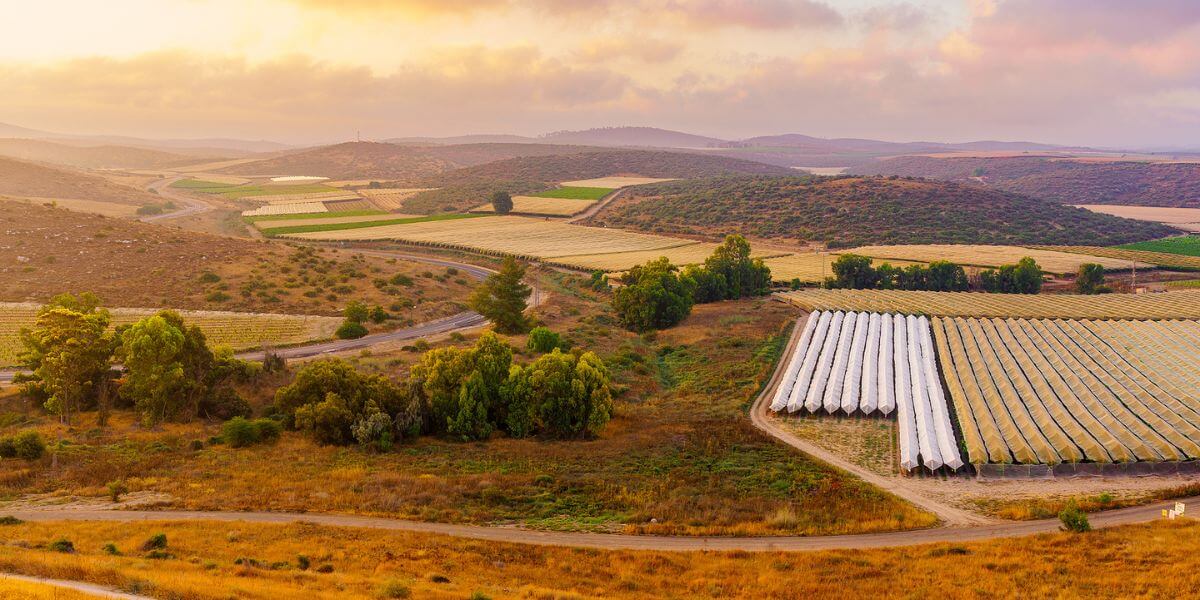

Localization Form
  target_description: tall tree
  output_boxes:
[702,234,771,299]
[120,314,187,424]
[17,293,114,424]
[612,257,695,331]
[491,191,514,215]
[469,256,531,333]
[1075,263,1106,294]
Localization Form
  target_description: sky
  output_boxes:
[1,0,1198,147]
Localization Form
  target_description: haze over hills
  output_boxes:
[0,120,290,156]
[0,138,206,170]
[0,155,163,205]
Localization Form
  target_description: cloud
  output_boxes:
[858,3,930,32]
[573,38,684,64]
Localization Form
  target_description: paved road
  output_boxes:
[5,496,1193,552]
[0,572,151,600]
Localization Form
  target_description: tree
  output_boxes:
[612,257,695,332]
[515,350,613,439]
[469,256,531,333]
[120,314,187,424]
[447,371,493,441]
[980,257,1044,294]
[683,264,727,303]
[17,294,115,424]
[825,254,878,289]
[923,260,969,292]
[526,326,564,353]
[1075,263,1106,294]
[491,191,513,215]
[407,332,513,435]
[275,358,415,444]
[702,234,771,299]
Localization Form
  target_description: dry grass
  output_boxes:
[1032,245,1200,271]
[2,519,1200,599]
[780,288,1200,320]
[471,196,597,217]
[559,176,674,188]
[251,214,417,229]
[3,197,140,218]
[1076,204,1200,229]
[846,244,1146,274]
[761,254,922,284]
[254,192,362,205]
[0,578,108,600]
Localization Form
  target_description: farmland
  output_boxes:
[471,195,598,216]
[0,303,340,366]
[562,176,675,188]
[241,202,328,217]
[1029,245,1200,271]
[780,289,1200,320]
[250,213,408,229]
[845,244,1145,274]
[529,186,612,200]
[587,175,1175,248]
[935,316,1200,465]
[258,213,483,236]
[1076,204,1200,231]
[356,187,434,211]
[1119,236,1200,257]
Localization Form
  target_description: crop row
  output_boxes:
[780,289,1200,320]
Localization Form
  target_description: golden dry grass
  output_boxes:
[471,196,597,217]
[0,578,110,600]
[1031,245,1200,271]
[762,254,923,283]
[2,519,1200,599]
[780,288,1200,319]
[559,176,674,188]
[2,197,140,218]
[1075,204,1200,227]
[846,244,1146,274]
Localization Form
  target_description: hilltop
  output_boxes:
[587,175,1176,248]
[0,138,204,169]
[0,155,163,205]
[849,156,1200,207]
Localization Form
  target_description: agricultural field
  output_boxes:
[1076,204,1200,232]
[845,244,1146,274]
[258,213,482,237]
[770,311,962,472]
[760,254,922,284]
[357,188,434,211]
[470,195,598,217]
[1119,236,1200,257]
[0,303,340,366]
[1029,245,1200,271]
[934,316,1200,465]
[241,209,387,223]
[529,186,612,200]
[0,202,475,319]
[561,176,675,188]
[780,289,1200,320]
[250,213,410,229]
[252,191,362,205]
[241,202,328,217]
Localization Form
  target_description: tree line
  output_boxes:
[824,254,1046,294]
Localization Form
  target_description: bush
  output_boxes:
[141,533,168,551]
[0,437,13,458]
[222,417,283,448]
[526,327,563,353]
[48,538,75,553]
[1059,504,1091,533]
[102,542,121,555]
[336,320,369,339]
[0,516,23,525]
[107,480,129,502]
[4,431,45,461]
[376,579,412,599]
[613,257,695,332]
[254,418,282,443]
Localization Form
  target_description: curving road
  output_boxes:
[139,176,214,222]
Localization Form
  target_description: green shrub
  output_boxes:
[336,320,369,339]
[141,533,168,551]
[376,579,412,599]
[48,538,75,553]
[0,516,23,525]
[11,431,45,460]
[0,437,14,458]
[102,542,122,555]
[222,417,260,448]
[1059,504,1091,533]
[107,480,129,502]
[526,326,563,353]
[254,418,282,443]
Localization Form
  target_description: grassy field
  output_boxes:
[0,290,932,537]
[170,178,237,191]
[471,196,599,217]
[1031,245,1200,271]
[1120,236,1200,257]
[530,186,612,200]
[243,209,386,222]
[561,176,675,188]
[259,213,484,237]
[1,519,1199,599]
[201,184,340,200]
[781,288,1200,320]
[0,303,341,366]
[846,244,1145,274]
[0,579,106,600]
[240,202,328,217]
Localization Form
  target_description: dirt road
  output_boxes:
[0,572,152,600]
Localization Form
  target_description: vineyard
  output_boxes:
[771,311,963,471]
[780,289,1200,320]
[0,303,341,366]
[934,316,1200,465]
[357,188,435,211]
[242,202,329,217]
[1029,245,1200,271]
[845,244,1144,274]
[255,191,363,205]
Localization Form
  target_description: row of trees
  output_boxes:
[273,331,612,445]
[16,293,259,426]
[612,235,772,331]
[825,254,1046,294]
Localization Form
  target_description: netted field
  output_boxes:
[845,244,1146,274]
[780,289,1200,320]
[560,176,675,188]
[471,196,598,217]
[0,303,340,366]
[241,202,328,217]
[286,215,695,260]
[1029,245,1200,271]
[934,316,1200,465]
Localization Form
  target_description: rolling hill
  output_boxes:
[0,155,163,205]
[849,156,1200,208]
[586,175,1177,248]
[0,138,203,169]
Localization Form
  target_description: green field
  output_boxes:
[213,184,338,199]
[259,212,485,236]
[530,186,612,200]
[170,179,237,191]
[1119,236,1200,257]
[242,209,386,223]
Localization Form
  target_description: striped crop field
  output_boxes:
[762,254,923,284]
[1029,245,1200,271]
[771,311,963,471]
[0,303,341,366]
[241,202,328,217]
[285,215,696,261]
[261,213,482,237]
[358,188,435,211]
[780,289,1200,320]
[251,213,411,229]
[530,186,612,200]
[557,244,789,272]
[254,191,363,205]
[1119,236,1200,257]
[471,196,598,217]
[845,244,1148,274]
[934,316,1200,465]
[560,176,675,188]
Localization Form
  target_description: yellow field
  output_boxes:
[241,202,328,217]
[0,303,341,366]
[780,289,1200,320]
[762,254,923,283]
[1076,204,1200,231]
[845,244,1147,274]
[2,519,1200,599]
[560,176,675,188]
[0,578,108,600]
[1031,245,1200,271]
[286,215,694,259]
[3,197,139,218]
[357,188,434,211]
[252,214,417,229]
[471,195,597,217]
